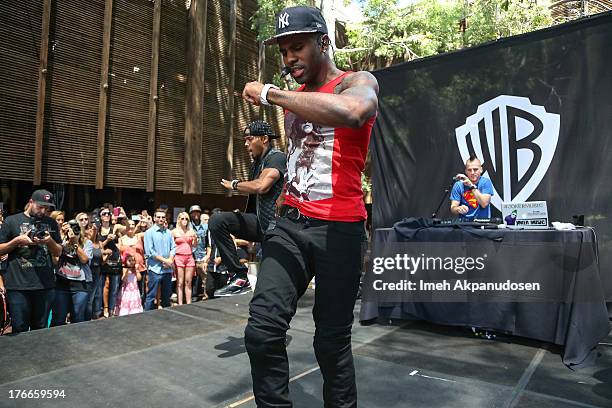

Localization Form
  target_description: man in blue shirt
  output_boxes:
[450,156,494,221]
[144,209,176,310]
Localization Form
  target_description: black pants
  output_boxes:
[209,212,263,275]
[244,215,364,408]
[7,289,55,333]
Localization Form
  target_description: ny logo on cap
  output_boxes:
[278,12,289,29]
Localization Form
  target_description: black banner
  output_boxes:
[370,12,612,299]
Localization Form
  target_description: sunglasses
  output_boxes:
[100,212,110,216]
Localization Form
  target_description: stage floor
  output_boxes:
[1,291,611,408]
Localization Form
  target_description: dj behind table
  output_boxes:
[360,217,611,369]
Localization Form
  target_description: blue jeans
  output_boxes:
[86,266,102,320]
[51,289,91,326]
[102,273,121,314]
[6,289,55,333]
[139,270,148,306]
[144,272,172,310]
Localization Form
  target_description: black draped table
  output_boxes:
[359,225,611,368]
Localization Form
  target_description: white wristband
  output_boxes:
[260,84,279,106]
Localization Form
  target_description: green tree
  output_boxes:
[335,0,553,70]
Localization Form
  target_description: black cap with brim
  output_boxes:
[264,6,328,46]
[244,121,279,139]
[31,189,56,209]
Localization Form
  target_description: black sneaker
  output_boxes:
[214,276,251,297]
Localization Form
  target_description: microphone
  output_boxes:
[281,66,291,76]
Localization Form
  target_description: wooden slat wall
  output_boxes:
[0,2,43,181]
[230,0,260,183]
[155,0,188,192]
[231,0,286,183]
[43,0,105,185]
[200,0,284,194]
[263,45,286,150]
[106,0,154,189]
[235,3,286,160]
[201,0,231,194]
[34,0,53,185]
[95,0,113,189]
[0,0,283,191]
[183,0,207,195]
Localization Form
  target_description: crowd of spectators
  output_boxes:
[0,190,258,334]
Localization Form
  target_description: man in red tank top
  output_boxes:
[242,6,378,408]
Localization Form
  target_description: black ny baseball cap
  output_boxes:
[244,121,279,139]
[31,189,55,208]
[264,6,328,45]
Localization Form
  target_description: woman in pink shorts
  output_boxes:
[172,212,197,305]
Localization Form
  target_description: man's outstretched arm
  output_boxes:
[242,71,379,129]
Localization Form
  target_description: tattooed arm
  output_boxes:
[242,71,379,129]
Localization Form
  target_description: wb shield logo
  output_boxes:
[455,95,560,211]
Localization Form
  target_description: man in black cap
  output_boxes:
[210,120,287,297]
[241,6,379,407]
[189,204,210,300]
[0,190,62,333]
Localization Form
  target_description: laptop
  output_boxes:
[501,201,549,229]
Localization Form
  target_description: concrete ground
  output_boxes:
[1,291,611,408]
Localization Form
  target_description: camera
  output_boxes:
[89,214,101,226]
[67,220,81,236]
[28,221,49,240]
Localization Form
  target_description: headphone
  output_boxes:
[317,35,331,52]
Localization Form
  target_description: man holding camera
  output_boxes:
[0,190,62,333]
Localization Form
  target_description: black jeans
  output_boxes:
[7,289,55,333]
[244,215,364,408]
[209,212,263,275]
[101,271,121,314]
[139,270,148,306]
[86,265,102,320]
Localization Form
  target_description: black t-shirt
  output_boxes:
[99,227,121,273]
[55,275,91,292]
[0,213,61,290]
[245,147,287,232]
